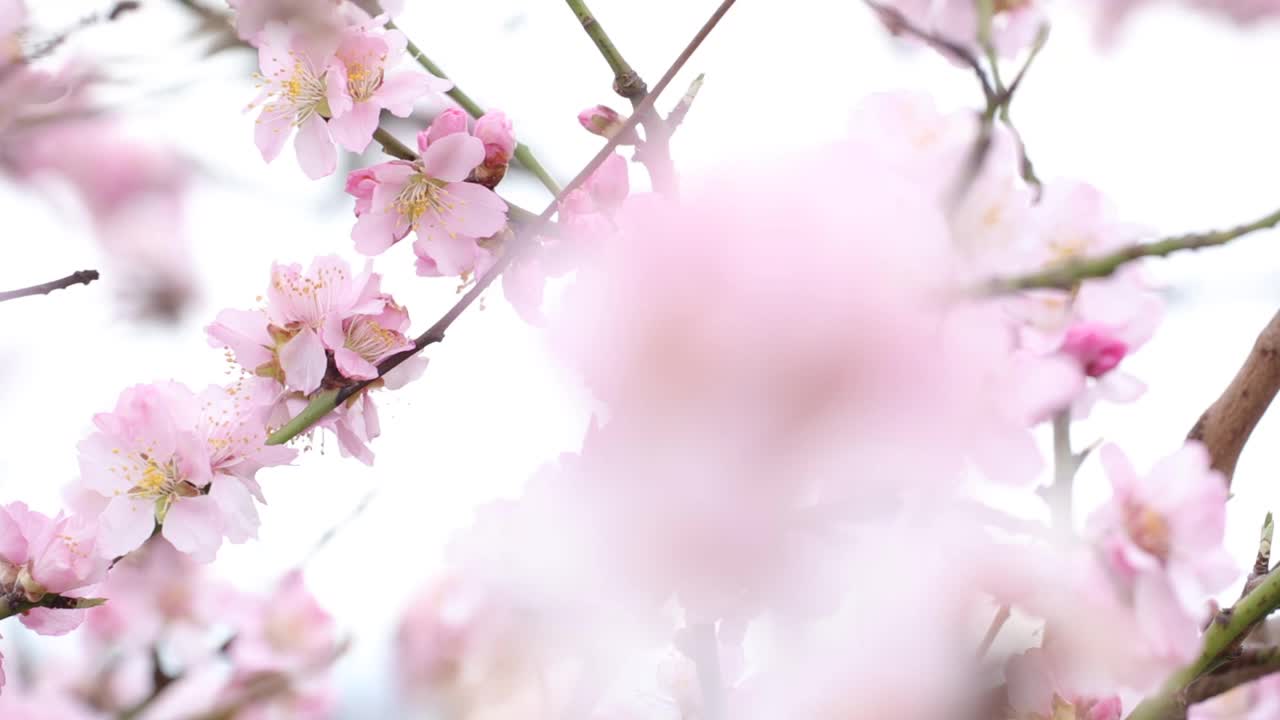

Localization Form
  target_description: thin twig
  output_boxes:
[989,206,1280,293]
[976,604,1012,660]
[267,0,742,446]
[863,0,995,106]
[0,269,99,304]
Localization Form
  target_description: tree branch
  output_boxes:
[387,21,563,196]
[0,269,99,304]
[1126,566,1280,720]
[266,0,741,446]
[563,0,678,194]
[1186,646,1280,706]
[1187,309,1280,486]
[989,206,1280,293]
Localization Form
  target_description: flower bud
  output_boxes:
[417,108,469,153]
[577,105,635,144]
[1061,323,1128,378]
[470,111,515,189]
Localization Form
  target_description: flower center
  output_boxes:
[345,317,404,364]
[256,52,330,125]
[345,61,384,103]
[1124,503,1171,562]
[394,174,454,229]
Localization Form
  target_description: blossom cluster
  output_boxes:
[4,0,1280,718]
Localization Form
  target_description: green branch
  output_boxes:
[1127,568,1280,720]
[564,0,647,102]
[988,206,1280,293]
[387,20,562,196]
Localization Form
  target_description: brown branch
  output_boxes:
[1187,309,1280,486]
[0,269,99,304]
[1186,647,1280,706]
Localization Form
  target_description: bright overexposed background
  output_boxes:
[2,1,1280,715]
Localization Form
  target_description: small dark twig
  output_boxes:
[0,269,99,304]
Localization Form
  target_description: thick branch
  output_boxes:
[387,21,563,196]
[0,593,105,621]
[990,206,1280,293]
[0,269,99,303]
[267,0,741,446]
[1187,309,1280,486]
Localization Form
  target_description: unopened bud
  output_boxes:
[470,111,516,190]
[577,105,635,144]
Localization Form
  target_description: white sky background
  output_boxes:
[1,0,1280,716]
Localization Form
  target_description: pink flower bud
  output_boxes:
[417,108,469,153]
[470,111,516,189]
[577,104,634,143]
[1061,323,1128,378]
[345,168,378,217]
[474,111,515,166]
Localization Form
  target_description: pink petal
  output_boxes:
[294,114,337,179]
[352,210,403,255]
[375,71,442,117]
[328,101,381,153]
[162,496,225,563]
[254,109,293,163]
[325,58,353,119]
[334,347,379,380]
[420,132,484,183]
[279,329,328,394]
[20,607,86,636]
[437,181,509,239]
[205,309,273,370]
[383,355,428,390]
[209,476,259,544]
[97,496,156,559]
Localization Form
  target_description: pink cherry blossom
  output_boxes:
[878,0,1046,58]
[1088,442,1237,617]
[249,22,341,179]
[324,26,451,154]
[0,503,106,640]
[1005,648,1124,720]
[207,255,425,464]
[0,0,24,64]
[76,380,294,562]
[347,133,508,275]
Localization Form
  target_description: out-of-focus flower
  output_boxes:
[1088,442,1236,617]
[1005,648,1124,720]
[9,121,197,320]
[877,0,1046,58]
